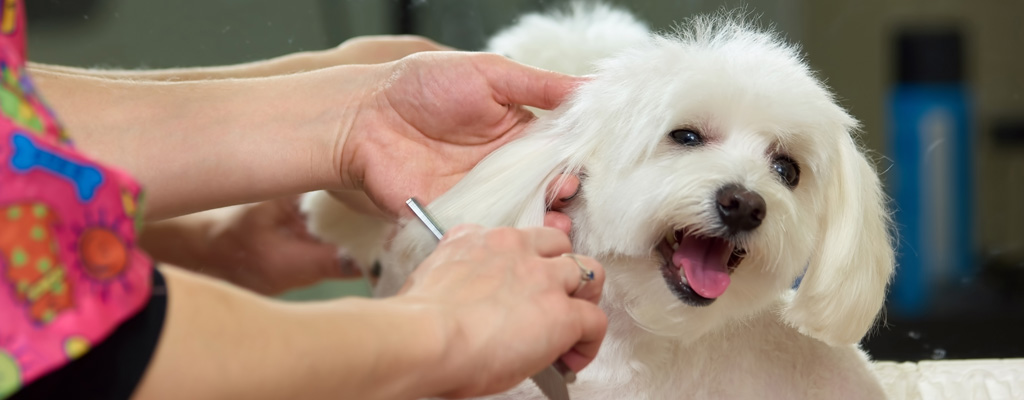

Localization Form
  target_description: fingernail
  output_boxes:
[559,187,580,203]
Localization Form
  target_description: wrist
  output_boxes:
[147,66,373,215]
[379,295,486,399]
[329,296,453,399]
[316,63,389,193]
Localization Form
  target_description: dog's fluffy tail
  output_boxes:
[485,2,650,76]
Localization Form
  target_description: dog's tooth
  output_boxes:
[672,242,680,251]
[665,231,676,244]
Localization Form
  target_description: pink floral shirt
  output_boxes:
[0,0,154,397]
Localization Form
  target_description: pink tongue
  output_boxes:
[672,236,732,299]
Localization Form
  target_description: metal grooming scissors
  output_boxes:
[406,197,575,400]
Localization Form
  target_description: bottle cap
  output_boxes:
[896,30,964,83]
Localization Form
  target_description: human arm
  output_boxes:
[133,266,446,400]
[28,35,452,81]
[31,66,351,220]
[57,35,455,291]
[133,225,606,400]
[138,196,361,295]
[31,52,582,221]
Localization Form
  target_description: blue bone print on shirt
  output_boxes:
[9,133,102,201]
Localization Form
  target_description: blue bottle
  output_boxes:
[887,30,974,317]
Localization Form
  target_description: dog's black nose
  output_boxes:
[716,184,766,234]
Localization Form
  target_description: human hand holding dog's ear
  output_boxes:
[394,224,606,398]
[334,52,583,220]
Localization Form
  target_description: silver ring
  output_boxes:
[562,253,594,297]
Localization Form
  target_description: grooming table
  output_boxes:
[874,359,1024,399]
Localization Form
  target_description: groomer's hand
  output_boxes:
[395,225,606,398]
[337,52,583,219]
[201,196,363,294]
[141,197,362,295]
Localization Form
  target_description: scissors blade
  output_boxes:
[406,197,445,240]
[406,197,574,400]
[531,365,572,400]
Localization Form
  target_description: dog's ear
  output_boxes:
[428,132,570,230]
[783,134,895,346]
[379,130,571,295]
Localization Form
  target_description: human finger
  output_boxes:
[297,244,362,280]
[546,174,580,210]
[438,223,485,244]
[543,212,571,235]
[481,54,584,110]
[518,226,573,258]
[558,300,608,372]
[556,253,604,304]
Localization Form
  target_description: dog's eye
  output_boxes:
[669,129,704,147]
[771,156,800,188]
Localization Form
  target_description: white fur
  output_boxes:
[304,4,894,399]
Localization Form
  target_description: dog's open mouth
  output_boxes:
[658,230,746,307]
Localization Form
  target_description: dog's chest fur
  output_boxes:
[473,258,887,400]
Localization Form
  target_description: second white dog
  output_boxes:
[304,4,894,399]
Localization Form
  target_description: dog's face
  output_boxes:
[541,23,892,345]
[384,17,893,348]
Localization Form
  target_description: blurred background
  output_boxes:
[24,0,1024,362]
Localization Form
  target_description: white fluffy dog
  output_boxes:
[303,4,894,399]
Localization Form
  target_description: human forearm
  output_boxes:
[28,51,326,81]
[139,199,355,295]
[133,267,450,400]
[138,216,211,268]
[27,35,450,82]
[138,210,232,278]
[31,67,363,220]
